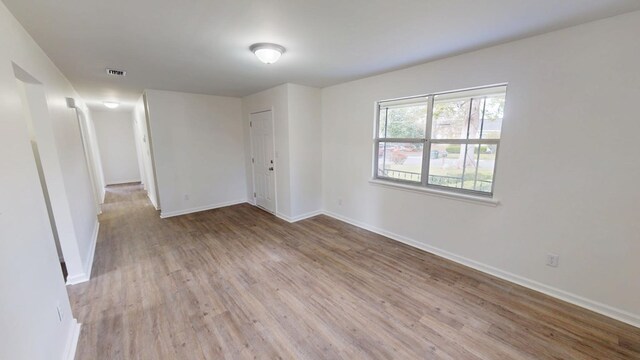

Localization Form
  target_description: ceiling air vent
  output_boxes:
[106,68,126,76]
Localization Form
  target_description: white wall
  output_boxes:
[287,84,322,219]
[242,83,323,221]
[242,84,292,218]
[0,1,90,358]
[92,110,141,185]
[8,17,98,283]
[77,107,106,208]
[133,95,160,209]
[321,11,640,325]
[13,72,98,285]
[145,89,247,217]
[131,108,146,189]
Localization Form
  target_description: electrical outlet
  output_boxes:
[184,194,189,201]
[546,254,560,267]
[338,198,343,206]
[56,302,64,322]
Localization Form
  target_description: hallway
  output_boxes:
[68,184,640,359]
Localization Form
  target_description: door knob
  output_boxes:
[268,167,274,171]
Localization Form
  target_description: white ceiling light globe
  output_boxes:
[250,43,286,64]
[103,101,120,109]
[254,48,282,64]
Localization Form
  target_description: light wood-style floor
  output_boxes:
[68,184,640,359]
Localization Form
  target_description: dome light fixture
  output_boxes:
[103,101,120,109]
[250,43,285,64]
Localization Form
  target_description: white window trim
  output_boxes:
[373,83,507,198]
[368,178,500,206]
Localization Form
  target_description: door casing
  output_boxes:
[249,109,277,213]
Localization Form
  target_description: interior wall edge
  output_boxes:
[62,319,81,360]
[64,220,98,285]
[82,220,99,281]
[148,194,160,210]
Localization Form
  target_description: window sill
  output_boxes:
[368,179,500,207]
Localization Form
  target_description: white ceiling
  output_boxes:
[4,0,640,109]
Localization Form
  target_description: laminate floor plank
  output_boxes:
[68,184,640,359]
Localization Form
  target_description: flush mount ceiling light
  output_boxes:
[103,101,120,109]
[250,43,286,64]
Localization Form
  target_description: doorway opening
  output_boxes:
[13,65,67,281]
[250,110,276,214]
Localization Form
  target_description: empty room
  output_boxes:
[1,0,639,359]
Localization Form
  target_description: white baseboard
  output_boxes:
[105,179,141,186]
[322,210,640,328]
[245,202,321,223]
[66,220,99,285]
[276,209,323,223]
[63,319,81,360]
[84,220,99,278]
[160,199,247,218]
[66,274,87,285]
[74,195,640,327]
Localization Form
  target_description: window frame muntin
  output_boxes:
[374,84,506,197]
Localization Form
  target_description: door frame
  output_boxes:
[249,108,277,214]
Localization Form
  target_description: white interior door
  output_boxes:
[250,110,276,213]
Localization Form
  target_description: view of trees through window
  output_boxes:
[375,85,506,195]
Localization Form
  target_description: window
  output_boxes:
[374,84,507,196]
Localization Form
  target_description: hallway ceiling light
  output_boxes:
[103,101,119,109]
[250,43,285,64]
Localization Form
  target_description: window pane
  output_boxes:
[377,142,423,182]
[480,95,505,139]
[468,98,484,139]
[427,143,496,193]
[460,144,497,193]
[431,97,470,140]
[432,86,506,140]
[427,143,464,189]
[378,101,427,139]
